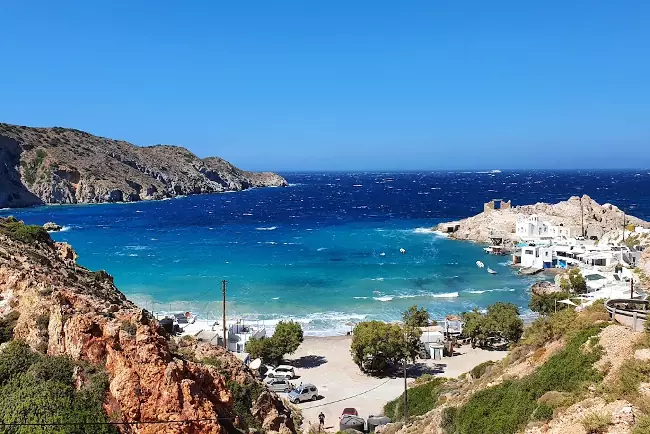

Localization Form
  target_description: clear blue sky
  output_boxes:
[1,1,649,171]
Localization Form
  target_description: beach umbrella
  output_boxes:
[558,299,578,306]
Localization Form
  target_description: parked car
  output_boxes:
[264,378,293,393]
[287,383,319,403]
[341,408,359,418]
[266,365,296,379]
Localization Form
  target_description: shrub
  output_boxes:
[227,379,263,430]
[633,416,650,434]
[440,407,457,433]
[581,412,611,434]
[0,219,51,244]
[529,292,572,316]
[448,324,605,434]
[403,305,430,327]
[532,404,554,421]
[383,377,445,421]
[120,321,137,336]
[0,311,20,344]
[0,342,115,433]
[36,313,50,330]
[470,360,495,379]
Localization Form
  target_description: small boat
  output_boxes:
[476,261,485,268]
[487,267,497,274]
[400,248,406,254]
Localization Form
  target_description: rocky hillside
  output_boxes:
[0,217,296,433]
[379,303,650,434]
[0,123,287,208]
[439,195,650,244]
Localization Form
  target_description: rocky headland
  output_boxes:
[0,217,296,433]
[0,123,288,208]
[438,195,650,244]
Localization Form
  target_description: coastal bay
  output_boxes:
[6,171,650,335]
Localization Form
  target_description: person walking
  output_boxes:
[318,412,325,431]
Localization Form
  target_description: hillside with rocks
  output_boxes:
[0,217,297,434]
[0,123,287,208]
[378,303,650,434]
[439,195,650,244]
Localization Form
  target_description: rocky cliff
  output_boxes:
[438,195,650,244]
[0,123,288,208]
[0,217,296,434]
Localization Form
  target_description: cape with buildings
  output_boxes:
[439,195,650,297]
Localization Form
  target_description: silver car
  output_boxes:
[288,383,319,403]
[264,378,293,393]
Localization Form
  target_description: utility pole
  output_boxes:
[403,358,408,424]
[622,212,626,243]
[222,280,227,349]
[631,278,634,300]
[580,197,584,237]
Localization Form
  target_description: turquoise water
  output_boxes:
[7,171,650,335]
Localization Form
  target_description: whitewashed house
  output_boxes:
[516,215,580,240]
[520,245,554,269]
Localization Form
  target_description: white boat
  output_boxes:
[487,267,497,274]
[476,261,485,268]
[400,248,406,254]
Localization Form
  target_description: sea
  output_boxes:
[5,170,650,336]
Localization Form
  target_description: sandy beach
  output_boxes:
[277,335,507,429]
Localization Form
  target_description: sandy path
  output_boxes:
[278,336,507,429]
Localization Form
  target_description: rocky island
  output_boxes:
[0,122,288,208]
[0,217,296,433]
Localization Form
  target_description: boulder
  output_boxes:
[43,222,62,232]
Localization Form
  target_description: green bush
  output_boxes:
[0,219,52,244]
[529,292,572,316]
[440,407,457,433]
[581,412,611,434]
[470,360,495,379]
[0,341,116,433]
[632,416,650,434]
[227,378,263,430]
[448,324,605,434]
[0,311,20,344]
[532,404,554,421]
[348,320,420,374]
[383,377,445,421]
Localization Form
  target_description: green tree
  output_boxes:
[402,305,430,328]
[559,268,587,294]
[462,303,523,348]
[529,292,572,316]
[245,320,304,365]
[350,321,421,374]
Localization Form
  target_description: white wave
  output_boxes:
[243,213,253,216]
[413,227,436,234]
[264,241,277,245]
[379,252,386,256]
[353,296,369,299]
[272,297,280,300]
[125,245,148,250]
[59,226,71,232]
[430,292,459,298]
[256,226,277,231]
[128,253,138,257]
[466,290,487,294]
[287,183,304,187]
[370,277,385,281]
[373,296,394,302]
[353,184,363,187]
[316,247,327,251]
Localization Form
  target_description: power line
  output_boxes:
[300,378,392,410]
[0,417,236,427]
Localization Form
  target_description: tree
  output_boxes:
[403,305,430,328]
[559,268,587,294]
[350,321,422,374]
[462,303,524,348]
[529,292,572,316]
[245,320,304,365]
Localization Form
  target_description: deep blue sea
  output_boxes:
[5,170,650,335]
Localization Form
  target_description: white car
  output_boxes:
[266,365,295,380]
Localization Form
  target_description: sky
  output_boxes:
[1,1,649,171]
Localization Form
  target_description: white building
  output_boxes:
[520,245,554,269]
[516,215,581,240]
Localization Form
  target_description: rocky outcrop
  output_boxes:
[0,217,296,434]
[43,221,62,232]
[531,281,562,296]
[0,123,288,208]
[439,195,650,245]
